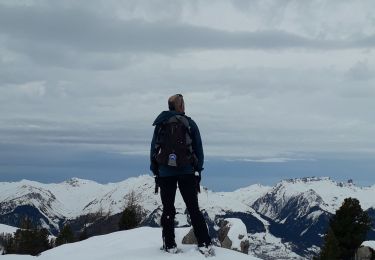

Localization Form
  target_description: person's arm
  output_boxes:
[190,120,204,172]
[150,125,159,175]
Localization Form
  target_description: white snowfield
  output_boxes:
[1,227,261,260]
[0,223,18,234]
[361,240,375,250]
[223,218,248,251]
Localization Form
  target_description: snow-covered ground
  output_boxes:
[0,223,18,234]
[361,240,375,250]
[223,218,248,251]
[1,227,262,260]
[0,224,18,254]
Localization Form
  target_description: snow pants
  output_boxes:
[159,174,211,248]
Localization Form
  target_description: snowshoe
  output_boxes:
[198,244,215,257]
[160,243,182,254]
[166,246,181,254]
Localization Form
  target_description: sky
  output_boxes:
[1,0,375,191]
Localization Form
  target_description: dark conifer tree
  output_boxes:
[33,228,50,255]
[118,191,144,230]
[319,228,341,259]
[1,233,14,255]
[55,224,75,246]
[119,205,140,230]
[5,217,51,256]
[78,228,89,241]
[319,197,372,260]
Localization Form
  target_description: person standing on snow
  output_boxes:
[150,94,214,255]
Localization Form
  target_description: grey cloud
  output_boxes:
[1,0,375,162]
[0,118,150,149]
[0,5,305,52]
[346,60,374,81]
[6,38,136,70]
[357,35,375,48]
[230,0,375,40]
[108,66,340,98]
[231,0,292,27]
[1,64,375,158]
[1,3,374,63]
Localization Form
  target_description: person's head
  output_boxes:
[168,94,185,113]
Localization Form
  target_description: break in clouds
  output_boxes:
[1,0,375,161]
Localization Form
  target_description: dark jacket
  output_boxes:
[150,110,204,177]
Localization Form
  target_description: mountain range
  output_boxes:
[1,176,374,259]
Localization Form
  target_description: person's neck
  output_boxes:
[170,109,184,113]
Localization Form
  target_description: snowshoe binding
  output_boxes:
[198,243,215,257]
[161,241,181,254]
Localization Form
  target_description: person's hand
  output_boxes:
[151,162,159,177]
[154,174,160,194]
[194,171,201,193]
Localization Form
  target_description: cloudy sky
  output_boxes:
[1,0,375,190]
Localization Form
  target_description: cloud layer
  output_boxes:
[1,0,375,163]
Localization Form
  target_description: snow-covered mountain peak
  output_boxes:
[18,179,45,187]
[283,176,332,184]
[64,178,84,187]
[254,176,375,219]
[234,183,271,193]
[1,175,375,260]
[280,176,362,191]
[280,177,340,188]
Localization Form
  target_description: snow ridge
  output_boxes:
[1,227,262,260]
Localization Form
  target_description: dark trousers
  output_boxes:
[159,174,211,247]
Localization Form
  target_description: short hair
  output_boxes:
[168,94,184,111]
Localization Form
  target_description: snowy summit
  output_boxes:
[1,227,261,260]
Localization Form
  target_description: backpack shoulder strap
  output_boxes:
[174,115,191,132]
[174,115,193,146]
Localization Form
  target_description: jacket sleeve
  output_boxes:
[150,125,159,175]
[190,119,204,172]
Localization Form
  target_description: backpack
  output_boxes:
[154,115,197,168]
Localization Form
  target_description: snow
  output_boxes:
[255,177,375,221]
[361,241,375,250]
[2,175,374,226]
[224,218,248,251]
[248,231,302,259]
[306,210,324,221]
[300,228,309,236]
[0,176,271,220]
[275,177,375,213]
[1,227,261,260]
[192,184,271,224]
[0,175,273,235]
[0,176,160,230]
[1,175,375,260]
[175,213,189,227]
[0,223,18,234]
